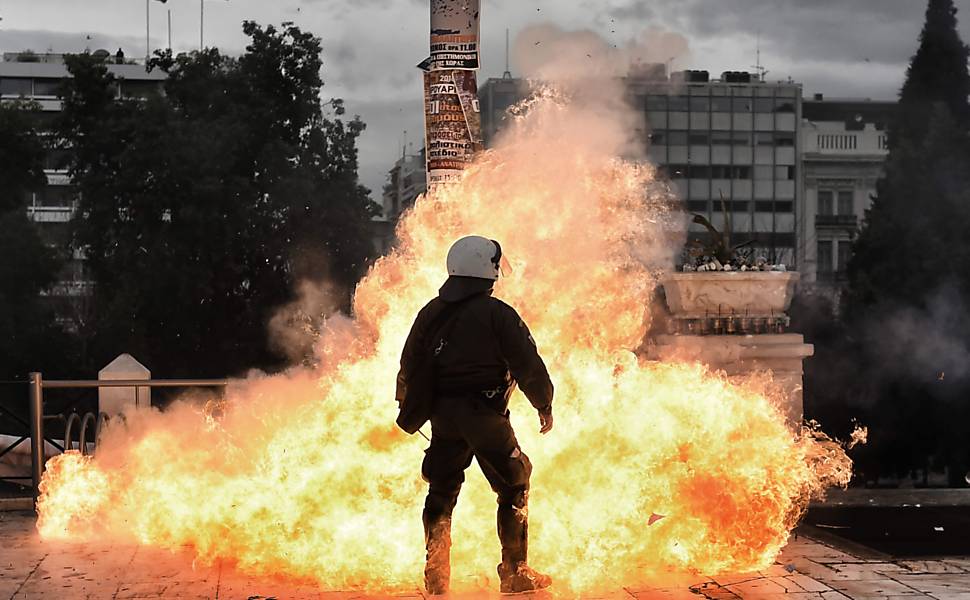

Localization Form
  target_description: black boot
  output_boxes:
[496,500,551,593]
[423,510,452,595]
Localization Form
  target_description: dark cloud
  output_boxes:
[605,0,970,66]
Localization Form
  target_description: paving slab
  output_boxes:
[1,511,968,599]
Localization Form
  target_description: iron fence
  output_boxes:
[25,373,229,508]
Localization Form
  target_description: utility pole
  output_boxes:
[502,28,511,79]
[200,0,204,51]
[168,9,172,50]
[145,0,150,61]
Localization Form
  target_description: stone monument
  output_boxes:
[99,353,151,415]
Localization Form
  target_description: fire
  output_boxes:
[37,87,852,594]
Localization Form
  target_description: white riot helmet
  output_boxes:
[446,236,505,280]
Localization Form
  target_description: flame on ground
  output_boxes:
[37,88,853,594]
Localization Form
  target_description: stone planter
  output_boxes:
[662,271,800,319]
[648,271,810,427]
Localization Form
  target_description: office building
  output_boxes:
[479,70,803,266]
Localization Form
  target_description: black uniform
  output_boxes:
[397,278,554,582]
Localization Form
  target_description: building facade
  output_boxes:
[372,149,428,253]
[1,51,167,327]
[381,149,427,222]
[479,70,804,267]
[800,97,893,298]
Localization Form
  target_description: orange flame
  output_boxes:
[37,88,852,594]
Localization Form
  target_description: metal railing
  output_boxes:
[27,373,229,507]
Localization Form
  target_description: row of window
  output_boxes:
[645,95,796,113]
[664,164,796,180]
[687,200,794,213]
[1,77,62,97]
[0,77,160,99]
[650,130,796,147]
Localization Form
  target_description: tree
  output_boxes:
[844,0,970,485]
[0,101,73,381]
[0,100,47,213]
[59,22,378,380]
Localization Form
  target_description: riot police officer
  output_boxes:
[396,236,554,595]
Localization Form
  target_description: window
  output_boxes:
[755,132,774,146]
[35,186,74,207]
[837,241,852,272]
[775,132,795,146]
[32,78,61,96]
[649,131,666,144]
[775,201,793,213]
[837,190,853,215]
[44,149,72,171]
[668,131,688,146]
[646,95,667,111]
[878,135,889,150]
[734,166,751,179]
[689,97,709,112]
[711,165,752,179]
[817,241,833,273]
[688,132,709,145]
[754,98,775,113]
[711,131,732,145]
[687,200,709,212]
[775,98,796,113]
[818,190,834,215]
[711,97,732,112]
[754,165,773,180]
[667,165,688,179]
[122,80,161,99]
[730,201,750,212]
[732,97,753,112]
[0,77,32,96]
[688,165,711,178]
[668,95,689,111]
[732,132,751,146]
[755,201,774,213]
[775,166,795,180]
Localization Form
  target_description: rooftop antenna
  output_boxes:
[751,31,769,82]
[502,28,512,79]
[402,129,407,159]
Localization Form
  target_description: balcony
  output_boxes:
[815,214,858,229]
[27,205,76,223]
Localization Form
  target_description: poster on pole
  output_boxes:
[423,69,483,189]
[430,0,480,71]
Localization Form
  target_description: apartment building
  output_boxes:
[800,96,893,297]
[0,51,167,326]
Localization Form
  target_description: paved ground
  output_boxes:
[1,510,968,599]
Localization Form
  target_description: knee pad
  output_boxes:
[498,487,528,510]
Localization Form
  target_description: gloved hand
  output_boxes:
[538,407,553,434]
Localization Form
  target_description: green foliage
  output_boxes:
[59,22,379,378]
[0,100,47,213]
[0,102,73,380]
[837,0,970,484]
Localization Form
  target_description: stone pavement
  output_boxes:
[1,510,968,599]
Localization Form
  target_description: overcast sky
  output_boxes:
[2,0,969,197]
